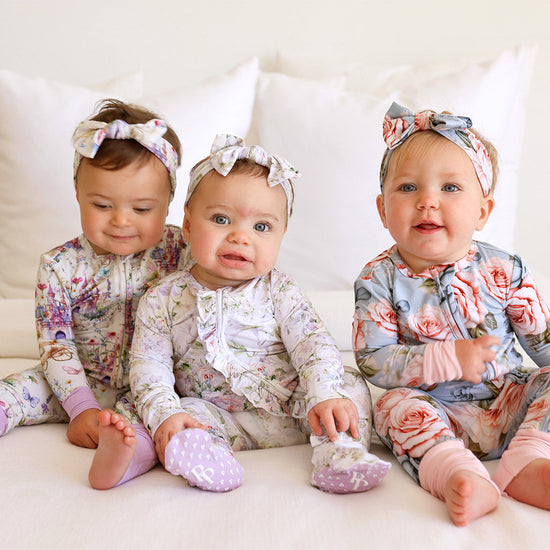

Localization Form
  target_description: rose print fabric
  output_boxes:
[353,240,550,483]
[0,226,185,433]
[130,268,351,438]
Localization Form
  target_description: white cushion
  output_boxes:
[264,46,535,291]
[0,70,143,299]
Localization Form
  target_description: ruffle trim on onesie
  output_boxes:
[195,281,294,416]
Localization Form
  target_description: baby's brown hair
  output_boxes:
[84,99,182,173]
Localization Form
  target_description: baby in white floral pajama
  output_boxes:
[89,134,390,493]
[0,99,185,449]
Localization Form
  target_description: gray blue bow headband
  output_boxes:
[380,102,493,196]
[72,118,179,198]
[187,134,300,218]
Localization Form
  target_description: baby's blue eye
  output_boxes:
[94,203,110,210]
[254,222,270,232]
[214,215,229,225]
[443,184,459,192]
[400,184,416,192]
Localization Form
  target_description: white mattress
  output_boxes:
[2,354,550,549]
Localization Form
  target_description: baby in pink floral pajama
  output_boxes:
[353,103,550,526]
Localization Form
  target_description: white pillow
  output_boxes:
[141,57,259,227]
[0,70,143,299]
[255,72,393,291]
[0,58,259,299]
[258,47,535,292]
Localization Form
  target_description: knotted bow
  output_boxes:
[187,134,300,217]
[380,102,493,196]
[72,119,179,197]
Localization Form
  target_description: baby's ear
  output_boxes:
[376,194,388,228]
[476,195,496,231]
[182,206,190,238]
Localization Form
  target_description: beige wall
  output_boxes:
[1,0,549,275]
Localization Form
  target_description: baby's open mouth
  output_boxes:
[220,253,250,264]
[415,222,441,230]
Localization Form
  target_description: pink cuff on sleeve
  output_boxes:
[423,341,462,385]
[62,386,102,422]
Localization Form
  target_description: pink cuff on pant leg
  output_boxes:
[419,439,499,500]
[492,428,550,493]
[115,424,157,486]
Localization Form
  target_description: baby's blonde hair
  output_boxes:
[385,121,499,196]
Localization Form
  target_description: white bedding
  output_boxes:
[2,291,550,549]
[1,2,550,547]
[2,356,550,550]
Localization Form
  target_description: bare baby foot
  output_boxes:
[444,470,499,527]
[88,409,136,490]
[505,458,550,510]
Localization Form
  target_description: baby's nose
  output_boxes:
[111,208,131,226]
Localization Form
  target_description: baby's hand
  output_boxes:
[455,335,500,384]
[308,398,359,442]
[66,408,100,448]
[153,412,208,466]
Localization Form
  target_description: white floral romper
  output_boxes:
[0,226,186,433]
[129,267,374,452]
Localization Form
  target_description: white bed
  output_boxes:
[1,2,550,548]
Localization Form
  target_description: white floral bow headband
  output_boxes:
[187,134,300,217]
[72,118,179,198]
[380,102,493,196]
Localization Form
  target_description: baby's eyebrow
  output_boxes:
[88,193,161,203]
[205,204,282,223]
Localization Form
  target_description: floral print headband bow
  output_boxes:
[380,102,493,196]
[72,119,179,198]
[187,134,300,218]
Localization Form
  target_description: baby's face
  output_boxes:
[377,135,494,273]
[183,170,287,290]
[75,156,171,256]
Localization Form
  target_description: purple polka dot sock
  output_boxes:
[312,451,391,494]
[164,428,243,492]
